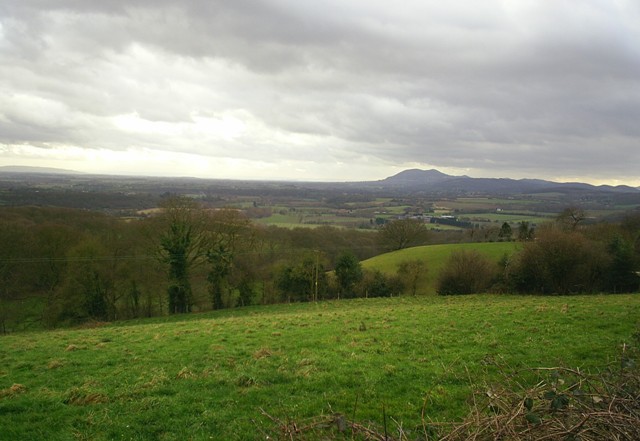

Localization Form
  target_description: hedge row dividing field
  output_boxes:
[1,294,638,440]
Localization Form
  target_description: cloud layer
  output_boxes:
[1,1,639,183]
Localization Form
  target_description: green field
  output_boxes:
[460,212,553,224]
[2,294,638,440]
[363,242,520,294]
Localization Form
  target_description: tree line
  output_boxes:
[436,210,640,296]
[0,201,433,331]
[1,201,638,332]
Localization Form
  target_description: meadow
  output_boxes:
[363,242,520,294]
[1,294,638,440]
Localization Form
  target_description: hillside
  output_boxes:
[1,295,638,440]
[362,242,521,294]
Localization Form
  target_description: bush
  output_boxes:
[507,227,610,295]
[436,250,496,295]
[358,269,396,298]
[397,259,427,296]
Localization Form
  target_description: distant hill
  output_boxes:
[378,168,455,186]
[373,169,639,195]
[0,166,83,175]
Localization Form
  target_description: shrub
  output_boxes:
[397,259,427,296]
[507,227,610,295]
[359,269,394,298]
[436,250,496,295]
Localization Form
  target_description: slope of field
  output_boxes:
[362,242,521,294]
[1,294,638,440]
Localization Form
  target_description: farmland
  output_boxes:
[2,170,638,232]
[1,294,638,440]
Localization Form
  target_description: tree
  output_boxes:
[507,227,609,295]
[276,255,327,302]
[205,209,253,310]
[0,222,31,333]
[334,252,363,298]
[606,235,639,293]
[436,250,496,295]
[126,280,143,318]
[557,207,586,231]
[236,279,255,307]
[621,212,640,258]
[158,197,207,314]
[517,221,534,241]
[359,269,394,298]
[397,259,427,296]
[53,238,112,324]
[378,219,430,251]
[499,222,512,241]
[207,244,232,310]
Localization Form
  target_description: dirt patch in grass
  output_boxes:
[0,383,27,398]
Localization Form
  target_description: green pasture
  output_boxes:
[439,198,536,210]
[255,209,373,229]
[426,223,462,231]
[1,294,638,440]
[254,212,305,227]
[363,242,520,294]
[460,212,553,225]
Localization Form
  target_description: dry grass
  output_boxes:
[253,347,274,360]
[175,367,196,379]
[47,359,64,369]
[64,387,109,406]
[0,383,27,398]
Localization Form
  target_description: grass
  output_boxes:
[460,212,552,224]
[362,242,520,294]
[1,294,638,440]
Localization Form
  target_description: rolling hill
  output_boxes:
[362,241,521,294]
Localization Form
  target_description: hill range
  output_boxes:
[367,168,640,195]
[1,166,639,197]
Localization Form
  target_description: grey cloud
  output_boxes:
[1,1,639,182]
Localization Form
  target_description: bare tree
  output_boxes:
[557,206,586,231]
[378,219,430,251]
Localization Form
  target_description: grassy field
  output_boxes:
[363,242,520,294]
[460,212,553,224]
[1,294,638,440]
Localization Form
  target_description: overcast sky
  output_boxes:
[1,1,639,185]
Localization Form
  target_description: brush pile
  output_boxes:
[441,352,640,440]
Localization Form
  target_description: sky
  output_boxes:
[1,1,640,185]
